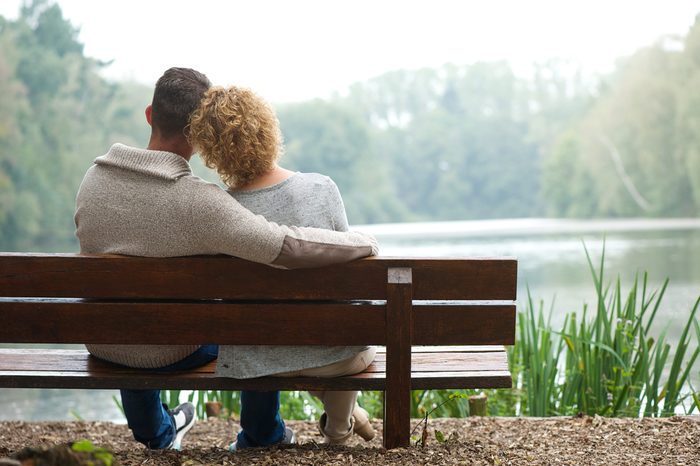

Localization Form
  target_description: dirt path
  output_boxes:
[1,416,699,465]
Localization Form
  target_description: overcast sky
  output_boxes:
[1,1,698,102]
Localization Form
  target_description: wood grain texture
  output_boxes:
[0,348,511,370]
[0,300,514,346]
[0,300,385,345]
[366,351,509,372]
[413,304,516,345]
[0,254,517,300]
[0,349,513,390]
[400,346,507,353]
[384,269,413,449]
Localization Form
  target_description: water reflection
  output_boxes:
[1,388,124,422]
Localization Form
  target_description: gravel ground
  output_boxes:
[1,416,699,465]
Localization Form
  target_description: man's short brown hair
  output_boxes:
[151,67,211,139]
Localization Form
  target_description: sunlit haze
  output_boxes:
[1,0,698,102]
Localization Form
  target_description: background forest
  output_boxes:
[1,2,699,251]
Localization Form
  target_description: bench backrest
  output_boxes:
[0,253,517,347]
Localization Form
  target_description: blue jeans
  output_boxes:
[120,345,219,449]
[119,345,286,449]
[235,390,286,448]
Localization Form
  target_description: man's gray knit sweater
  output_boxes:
[74,144,378,369]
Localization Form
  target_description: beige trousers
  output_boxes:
[275,347,377,438]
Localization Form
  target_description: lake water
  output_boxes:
[363,218,700,338]
[2,218,699,421]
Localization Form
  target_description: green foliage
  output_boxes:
[274,59,594,224]
[434,429,445,443]
[71,439,114,466]
[329,62,550,221]
[509,242,700,417]
[410,392,470,447]
[277,99,408,224]
[0,1,149,251]
[160,389,321,421]
[542,17,700,218]
[517,291,564,416]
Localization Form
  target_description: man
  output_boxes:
[74,67,378,450]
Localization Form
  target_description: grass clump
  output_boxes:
[510,241,700,417]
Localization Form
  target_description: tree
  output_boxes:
[541,20,700,218]
[0,1,151,250]
[278,99,406,224]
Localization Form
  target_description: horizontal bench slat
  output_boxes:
[414,304,515,345]
[408,346,508,353]
[0,371,514,391]
[0,254,517,301]
[0,349,511,373]
[366,352,508,372]
[0,301,386,345]
[0,349,512,390]
[0,301,515,346]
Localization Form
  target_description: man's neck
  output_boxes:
[147,135,193,161]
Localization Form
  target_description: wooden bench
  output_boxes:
[0,253,517,449]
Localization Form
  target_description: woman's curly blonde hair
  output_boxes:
[188,86,283,188]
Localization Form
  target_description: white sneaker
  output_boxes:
[168,402,196,450]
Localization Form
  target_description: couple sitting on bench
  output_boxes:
[74,68,379,450]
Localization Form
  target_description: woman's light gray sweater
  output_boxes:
[74,144,378,369]
[216,173,367,378]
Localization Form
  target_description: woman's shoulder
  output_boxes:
[289,173,344,203]
[289,172,340,192]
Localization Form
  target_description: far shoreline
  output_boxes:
[356,217,700,240]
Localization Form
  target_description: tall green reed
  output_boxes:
[511,242,700,417]
[516,290,564,416]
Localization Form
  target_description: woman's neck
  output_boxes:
[234,165,295,191]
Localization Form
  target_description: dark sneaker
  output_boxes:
[228,426,296,451]
[169,402,196,450]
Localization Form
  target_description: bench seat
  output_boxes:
[0,346,511,391]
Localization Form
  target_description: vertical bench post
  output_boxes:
[384,267,413,449]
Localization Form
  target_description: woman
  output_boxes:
[188,86,376,446]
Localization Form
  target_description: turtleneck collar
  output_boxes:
[94,143,192,180]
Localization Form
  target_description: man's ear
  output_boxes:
[145,105,153,126]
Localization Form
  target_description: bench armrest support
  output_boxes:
[384,267,413,448]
